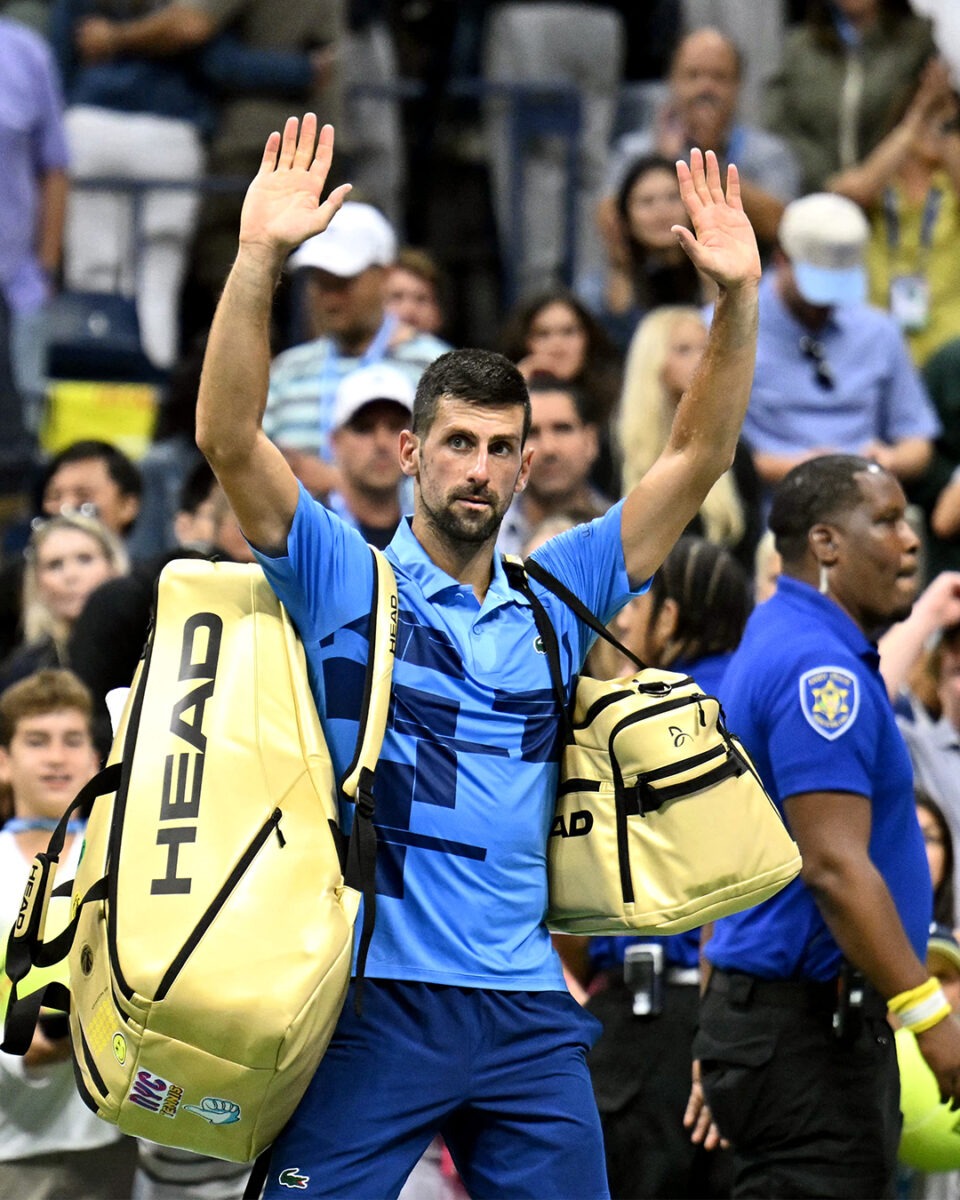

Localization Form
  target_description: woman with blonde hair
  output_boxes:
[619,305,761,569]
[0,512,128,693]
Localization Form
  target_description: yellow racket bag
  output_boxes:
[3,553,396,1163]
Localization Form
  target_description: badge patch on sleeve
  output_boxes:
[799,666,859,740]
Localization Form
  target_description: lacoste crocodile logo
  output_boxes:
[279,1166,310,1189]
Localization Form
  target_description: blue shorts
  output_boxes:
[262,980,609,1200]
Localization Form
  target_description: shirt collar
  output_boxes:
[773,576,879,668]
[387,517,529,613]
[930,715,960,752]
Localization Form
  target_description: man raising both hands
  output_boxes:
[196,116,761,1200]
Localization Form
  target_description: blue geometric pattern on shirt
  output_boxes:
[490,626,572,762]
[372,756,488,898]
[373,759,413,898]
[321,657,366,720]
[319,612,368,649]
[395,609,464,678]
[492,687,561,763]
[391,682,459,739]
[416,738,458,809]
[389,683,511,759]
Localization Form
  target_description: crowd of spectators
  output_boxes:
[3,0,960,1197]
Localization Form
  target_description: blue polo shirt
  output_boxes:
[743,273,940,460]
[707,577,930,980]
[253,484,645,990]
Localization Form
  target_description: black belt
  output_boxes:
[709,968,887,1019]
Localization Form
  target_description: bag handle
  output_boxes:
[503,554,646,676]
[338,546,399,1009]
[519,556,646,672]
[2,765,119,1055]
[339,547,398,799]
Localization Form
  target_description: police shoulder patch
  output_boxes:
[798,665,860,741]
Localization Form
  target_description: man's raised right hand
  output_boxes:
[238,114,352,269]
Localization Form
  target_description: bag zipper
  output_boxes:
[608,698,719,904]
[152,809,284,1002]
[76,1018,109,1100]
[106,634,156,1000]
[575,688,705,732]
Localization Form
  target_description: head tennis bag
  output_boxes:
[505,557,801,935]
[2,552,397,1163]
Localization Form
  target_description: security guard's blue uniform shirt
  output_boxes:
[253,483,646,990]
[707,577,930,980]
[590,651,735,975]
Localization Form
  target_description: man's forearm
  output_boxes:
[668,282,759,482]
[752,448,827,486]
[36,169,68,278]
[805,854,927,999]
[196,249,280,466]
[102,5,215,57]
[886,437,933,482]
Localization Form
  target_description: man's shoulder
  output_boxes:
[607,129,656,192]
[837,301,902,338]
[387,331,452,367]
[732,601,857,679]
[736,123,797,166]
[0,15,52,61]
[269,336,334,382]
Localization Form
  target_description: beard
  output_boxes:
[419,486,506,547]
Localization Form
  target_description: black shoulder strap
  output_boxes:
[2,764,120,1055]
[502,559,569,732]
[507,555,646,672]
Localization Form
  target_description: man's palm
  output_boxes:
[239,114,351,260]
[674,149,761,291]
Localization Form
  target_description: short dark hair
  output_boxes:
[616,154,679,225]
[395,247,443,294]
[412,348,531,442]
[768,454,878,563]
[177,459,216,516]
[527,374,591,425]
[650,536,752,664]
[0,669,93,748]
[43,439,143,502]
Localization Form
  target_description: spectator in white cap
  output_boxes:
[263,201,450,500]
[738,191,941,495]
[323,361,413,550]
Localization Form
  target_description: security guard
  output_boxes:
[693,454,960,1198]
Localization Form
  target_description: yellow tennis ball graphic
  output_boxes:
[897,1027,960,1170]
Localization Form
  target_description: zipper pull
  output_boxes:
[272,809,286,848]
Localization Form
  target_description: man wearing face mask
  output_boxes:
[741,191,941,499]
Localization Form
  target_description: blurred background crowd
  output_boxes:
[5,0,960,1197]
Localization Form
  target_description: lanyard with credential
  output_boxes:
[319,311,399,441]
[882,186,943,270]
[882,186,942,332]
